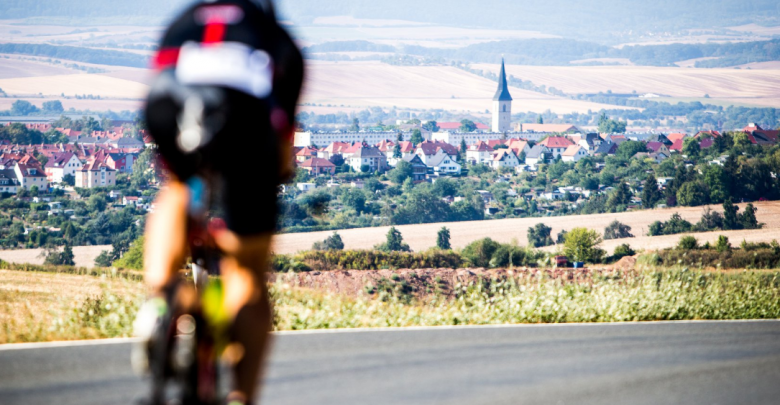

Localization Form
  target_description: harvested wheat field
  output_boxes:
[473,63,780,108]
[0,58,78,79]
[273,202,780,254]
[0,245,110,269]
[302,61,634,114]
[0,74,149,99]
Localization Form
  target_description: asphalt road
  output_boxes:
[1,321,779,405]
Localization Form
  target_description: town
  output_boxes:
[0,60,778,254]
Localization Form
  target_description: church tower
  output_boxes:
[492,59,513,133]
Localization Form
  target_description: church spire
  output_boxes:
[493,58,512,102]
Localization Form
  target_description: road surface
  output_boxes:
[1,321,779,405]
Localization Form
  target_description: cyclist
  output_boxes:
[140,0,303,403]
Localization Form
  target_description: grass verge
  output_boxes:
[2,268,779,343]
[272,269,780,330]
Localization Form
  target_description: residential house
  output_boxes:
[123,196,143,206]
[561,145,588,162]
[386,141,416,166]
[107,152,137,173]
[14,161,48,189]
[402,154,428,181]
[426,153,462,175]
[525,145,550,166]
[646,142,670,155]
[415,141,459,162]
[76,153,117,188]
[466,141,493,165]
[741,124,779,146]
[296,183,316,192]
[667,133,688,144]
[694,130,722,139]
[295,146,319,163]
[574,133,602,151]
[475,190,495,204]
[591,141,617,156]
[633,151,668,164]
[646,134,673,146]
[318,142,350,160]
[346,145,387,172]
[0,169,20,194]
[538,136,574,158]
[299,157,337,175]
[44,152,82,183]
[490,149,520,169]
[506,139,530,156]
[669,139,684,153]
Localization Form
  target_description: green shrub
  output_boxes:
[612,244,635,260]
[604,220,633,240]
[312,232,345,251]
[528,223,554,248]
[489,245,526,268]
[563,228,605,263]
[273,249,464,271]
[678,235,699,250]
[716,235,731,253]
[113,236,144,270]
[461,238,501,267]
[375,227,410,252]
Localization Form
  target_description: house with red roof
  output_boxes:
[742,123,779,146]
[318,142,350,160]
[466,141,493,164]
[646,142,670,155]
[56,128,82,137]
[299,157,336,175]
[669,139,684,152]
[415,141,459,162]
[44,152,82,183]
[375,140,395,154]
[538,136,574,158]
[694,130,722,138]
[666,133,688,144]
[76,150,116,189]
[13,159,48,189]
[561,145,588,163]
[506,139,530,155]
[295,146,319,163]
[106,152,137,173]
[490,149,520,169]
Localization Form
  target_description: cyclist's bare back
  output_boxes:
[140,0,303,403]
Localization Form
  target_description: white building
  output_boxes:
[293,131,428,148]
[44,152,82,183]
[490,149,521,169]
[561,145,589,162]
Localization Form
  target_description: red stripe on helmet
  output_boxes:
[152,47,180,70]
[202,22,227,44]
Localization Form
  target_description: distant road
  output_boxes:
[1,321,779,405]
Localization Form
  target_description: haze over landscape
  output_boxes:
[2,5,780,404]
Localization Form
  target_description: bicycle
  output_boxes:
[133,94,232,405]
